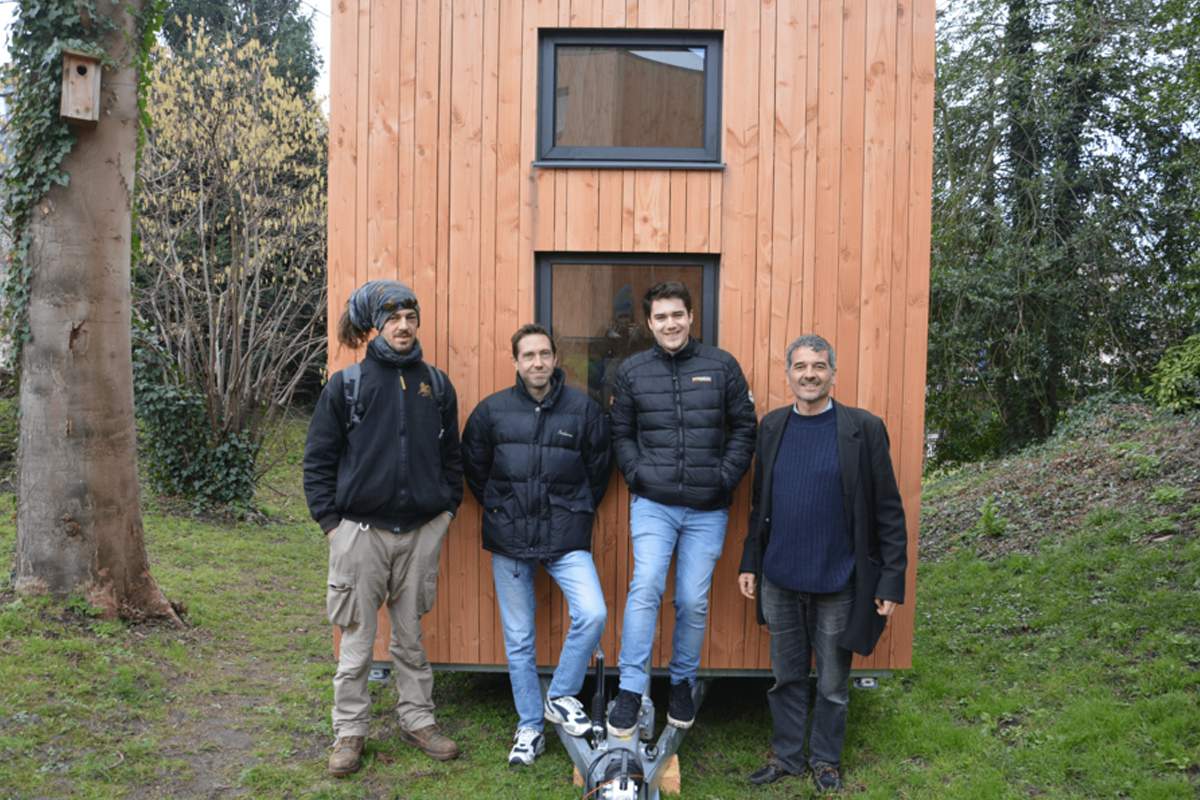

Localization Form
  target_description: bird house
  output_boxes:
[60,50,101,123]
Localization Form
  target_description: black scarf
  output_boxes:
[368,335,425,369]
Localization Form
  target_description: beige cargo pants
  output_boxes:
[326,512,451,737]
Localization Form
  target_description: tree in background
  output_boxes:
[1140,0,1200,335]
[135,21,326,511]
[5,0,179,622]
[929,0,1200,464]
[160,0,321,95]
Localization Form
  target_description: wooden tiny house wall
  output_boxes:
[327,0,935,672]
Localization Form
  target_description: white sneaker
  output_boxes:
[507,727,545,766]
[544,694,592,737]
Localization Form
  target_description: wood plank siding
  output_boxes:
[327,0,935,672]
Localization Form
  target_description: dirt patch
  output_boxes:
[154,696,259,799]
[921,402,1200,561]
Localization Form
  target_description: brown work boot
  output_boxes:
[398,724,460,761]
[327,735,364,777]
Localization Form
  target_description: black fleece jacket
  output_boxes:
[462,369,612,560]
[303,348,464,533]
[610,338,757,510]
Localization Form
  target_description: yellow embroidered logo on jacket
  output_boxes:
[419,382,433,399]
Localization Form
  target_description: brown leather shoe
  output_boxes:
[398,724,460,761]
[328,735,364,777]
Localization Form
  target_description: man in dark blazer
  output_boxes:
[737,333,907,794]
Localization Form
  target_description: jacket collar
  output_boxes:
[652,337,696,361]
[833,400,861,522]
[515,367,565,408]
[758,406,790,497]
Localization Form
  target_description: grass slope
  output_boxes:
[0,403,1196,799]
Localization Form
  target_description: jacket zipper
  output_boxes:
[672,359,684,491]
[530,404,545,553]
[396,371,409,508]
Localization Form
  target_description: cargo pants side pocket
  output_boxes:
[416,512,452,617]
[326,520,361,628]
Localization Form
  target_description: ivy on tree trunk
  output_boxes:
[13,0,180,625]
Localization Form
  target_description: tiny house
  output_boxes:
[327,0,934,674]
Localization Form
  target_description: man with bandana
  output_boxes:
[304,281,464,776]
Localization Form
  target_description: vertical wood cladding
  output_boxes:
[328,0,935,671]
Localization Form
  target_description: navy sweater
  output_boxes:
[763,407,854,593]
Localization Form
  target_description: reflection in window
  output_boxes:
[537,255,717,408]
[555,47,706,149]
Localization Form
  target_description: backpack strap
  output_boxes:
[344,362,446,437]
[426,363,448,439]
[342,363,363,430]
[426,364,446,407]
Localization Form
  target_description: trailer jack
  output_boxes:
[542,650,707,800]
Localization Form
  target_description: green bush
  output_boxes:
[0,396,17,464]
[1146,333,1200,412]
[925,393,1007,469]
[133,329,258,513]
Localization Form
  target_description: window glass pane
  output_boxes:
[554,46,706,149]
[550,262,705,407]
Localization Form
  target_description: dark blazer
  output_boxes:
[738,400,908,655]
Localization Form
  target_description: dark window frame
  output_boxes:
[535,29,723,168]
[535,252,720,345]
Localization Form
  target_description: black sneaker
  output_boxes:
[812,761,843,793]
[606,689,642,738]
[747,761,797,785]
[666,679,695,729]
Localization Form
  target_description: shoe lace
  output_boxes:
[556,695,584,715]
[513,727,540,748]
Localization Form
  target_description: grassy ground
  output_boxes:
[0,403,1197,798]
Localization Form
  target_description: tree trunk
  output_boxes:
[1004,0,1037,234]
[13,0,180,625]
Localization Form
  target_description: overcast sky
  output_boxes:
[0,0,332,113]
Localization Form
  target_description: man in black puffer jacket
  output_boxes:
[462,324,612,767]
[606,281,757,739]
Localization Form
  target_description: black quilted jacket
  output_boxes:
[462,370,612,560]
[610,339,757,510]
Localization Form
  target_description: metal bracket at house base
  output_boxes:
[542,650,706,800]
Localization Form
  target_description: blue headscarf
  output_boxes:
[347,280,420,333]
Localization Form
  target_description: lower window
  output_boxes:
[535,253,719,407]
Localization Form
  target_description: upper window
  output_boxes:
[536,30,723,168]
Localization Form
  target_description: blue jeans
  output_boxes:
[760,577,855,770]
[618,496,729,694]
[492,550,607,731]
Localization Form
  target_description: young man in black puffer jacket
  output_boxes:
[462,324,612,767]
[607,281,757,738]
